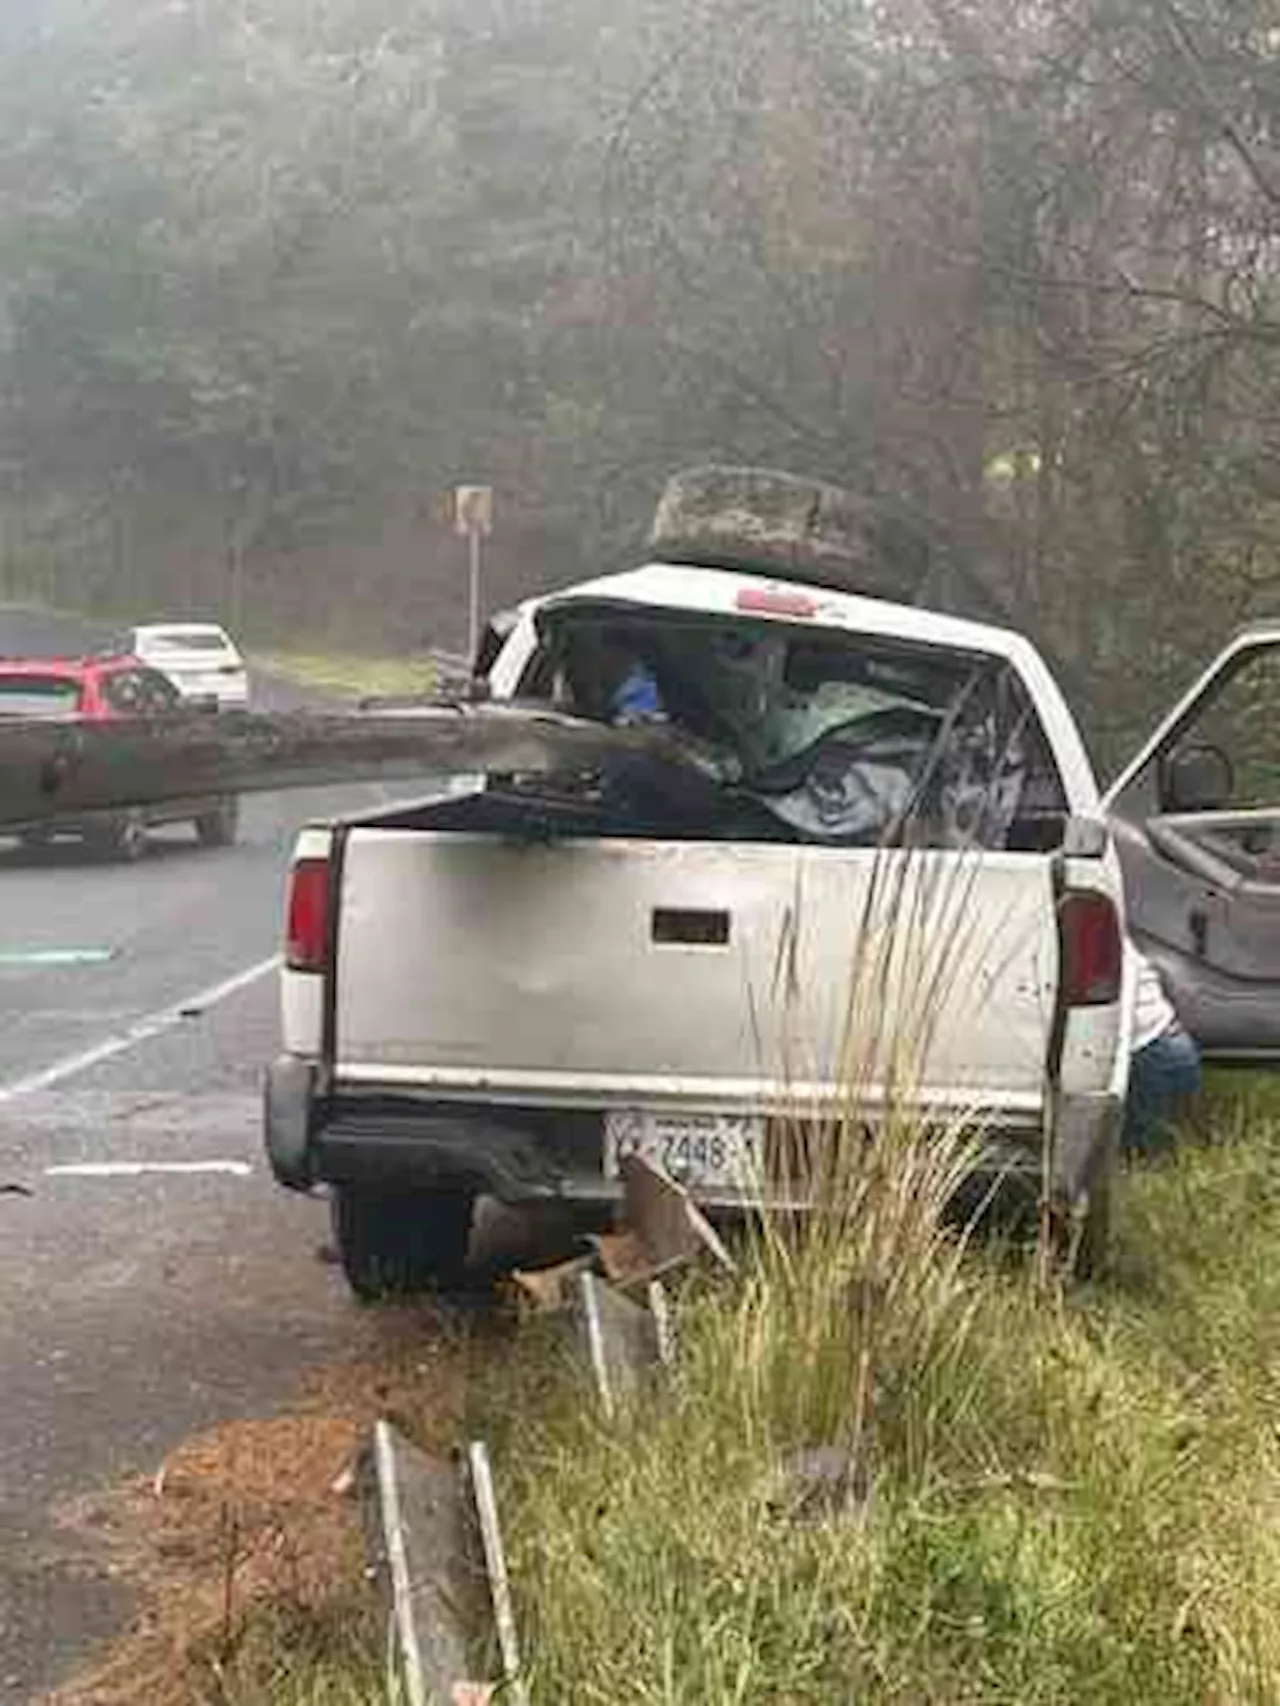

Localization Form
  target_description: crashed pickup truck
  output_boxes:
[264,482,1138,1296]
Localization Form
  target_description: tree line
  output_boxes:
[0,0,1277,757]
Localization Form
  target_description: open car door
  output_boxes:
[1104,624,1280,1064]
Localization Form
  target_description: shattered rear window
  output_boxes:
[523,611,1069,850]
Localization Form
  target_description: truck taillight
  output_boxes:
[735,585,818,619]
[1059,890,1122,1006]
[286,857,330,974]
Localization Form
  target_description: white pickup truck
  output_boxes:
[264,557,1136,1297]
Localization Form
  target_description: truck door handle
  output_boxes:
[651,907,730,947]
[1189,907,1209,959]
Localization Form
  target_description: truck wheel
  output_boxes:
[196,797,239,848]
[88,811,148,863]
[330,1185,475,1301]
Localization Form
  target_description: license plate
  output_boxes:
[603,1110,764,1191]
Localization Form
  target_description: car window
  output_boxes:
[1167,647,1280,811]
[100,666,182,716]
[138,628,233,654]
[0,675,83,717]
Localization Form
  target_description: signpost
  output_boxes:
[454,485,493,664]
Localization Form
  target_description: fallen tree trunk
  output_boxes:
[0,703,696,828]
[648,464,931,598]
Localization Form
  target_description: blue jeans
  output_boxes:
[1123,1023,1203,1157]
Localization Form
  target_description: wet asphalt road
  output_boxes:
[0,612,432,1701]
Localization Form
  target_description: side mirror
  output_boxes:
[1160,742,1233,814]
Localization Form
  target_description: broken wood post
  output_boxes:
[647,1277,677,1368]
[572,1269,668,1417]
[466,1440,529,1706]
[372,1420,429,1706]
[366,1421,491,1706]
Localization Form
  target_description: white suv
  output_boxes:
[129,622,249,709]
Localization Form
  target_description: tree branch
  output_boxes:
[1154,0,1280,210]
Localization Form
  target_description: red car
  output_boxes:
[0,654,239,859]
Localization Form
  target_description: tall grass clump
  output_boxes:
[734,849,992,1480]
[476,855,1280,1703]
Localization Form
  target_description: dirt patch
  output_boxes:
[42,1322,477,1706]
[299,1335,470,1449]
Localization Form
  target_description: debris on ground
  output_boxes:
[367,1421,491,1706]
[765,1444,876,1525]
[43,1324,474,1706]
[40,1165,721,1705]
[571,1270,669,1417]
[47,1415,364,1706]
[506,1253,596,1314]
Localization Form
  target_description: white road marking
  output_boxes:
[44,1160,253,1178]
[0,954,280,1101]
[13,1008,141,1024]
[0,947,116,966]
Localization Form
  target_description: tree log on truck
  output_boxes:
[0,702,716,831]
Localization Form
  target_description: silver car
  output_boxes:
[1107,624,1280,1064]
[128,622,250,710]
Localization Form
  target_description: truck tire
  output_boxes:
[88,810,148,863]
[196,797,239,848]
[330,1185,474,1301]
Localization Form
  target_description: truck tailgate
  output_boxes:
[332,829,1059,1118]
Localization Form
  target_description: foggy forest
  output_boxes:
[1,0,1278,760]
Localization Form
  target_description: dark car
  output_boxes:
[0,654,239,860]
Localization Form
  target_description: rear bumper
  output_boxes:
[172,681,249,708]
[263,1057,1120,1211]
[263,1056,612,1200]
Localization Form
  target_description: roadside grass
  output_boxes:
[477,1077,1280,1705]
[204,1597,384,1706]
[222,1084,1280,1705]
[254,650,440,702]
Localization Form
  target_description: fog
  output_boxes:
[0,0,1275,757]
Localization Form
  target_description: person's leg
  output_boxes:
[1123,1023,1203,1158]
